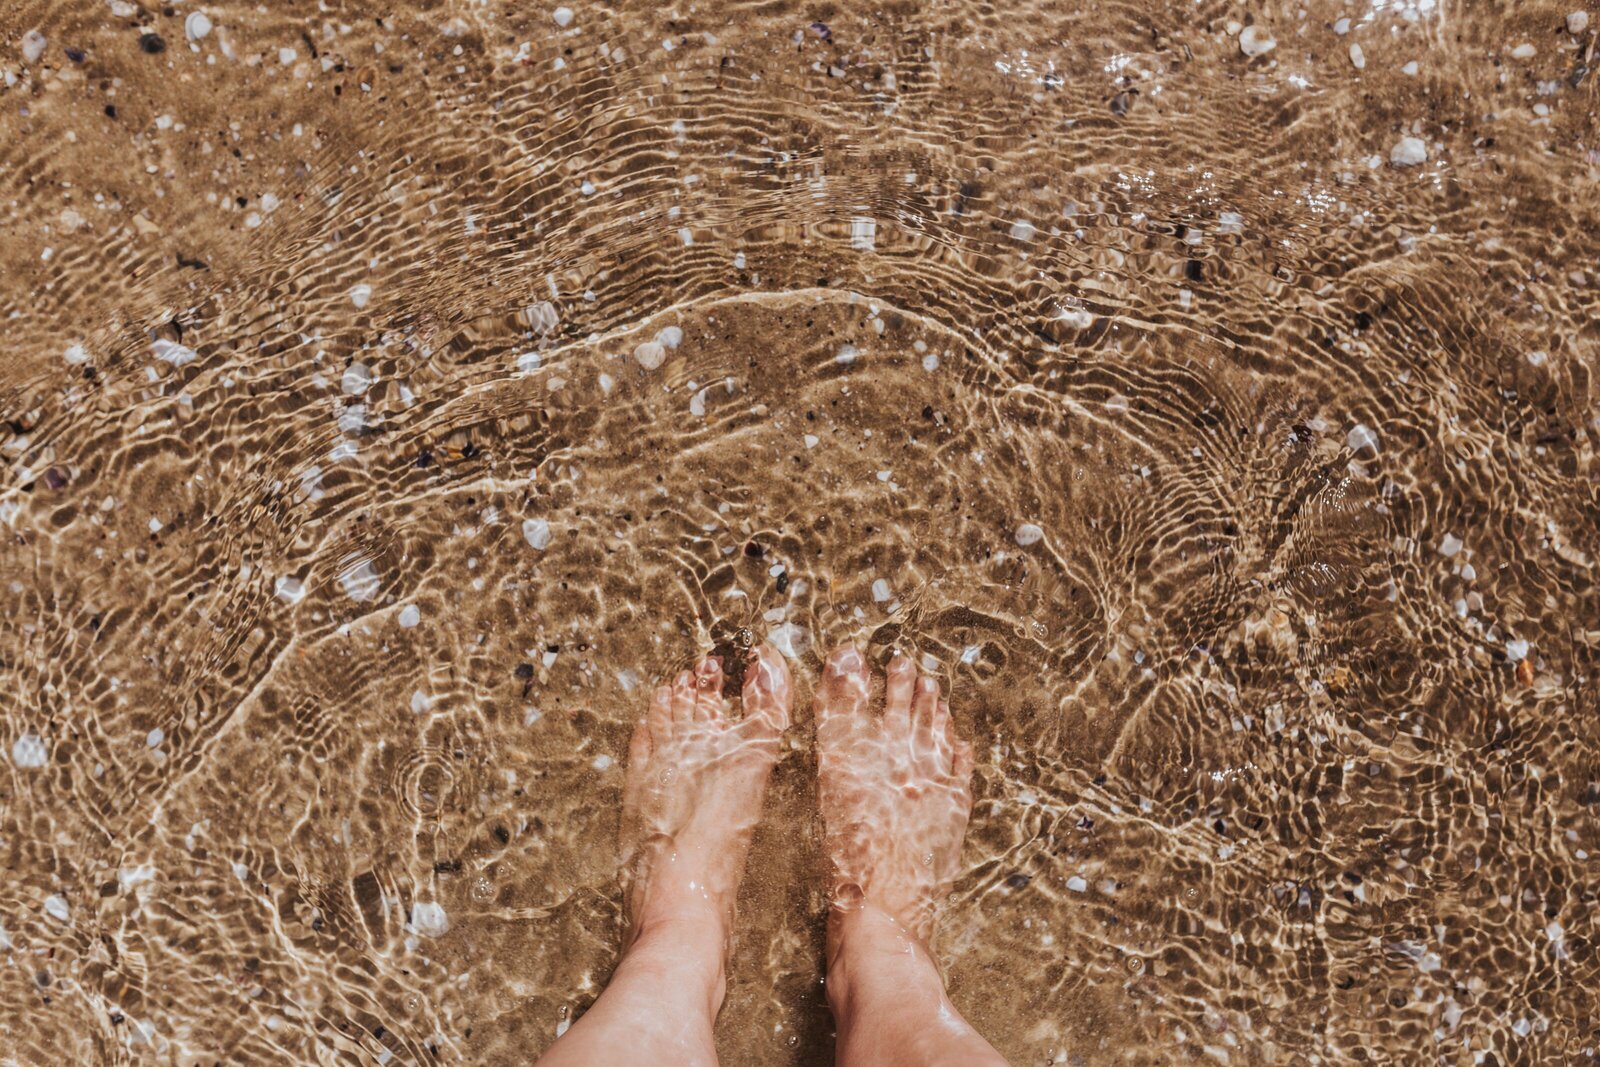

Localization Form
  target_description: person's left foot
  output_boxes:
[619,644,792,944]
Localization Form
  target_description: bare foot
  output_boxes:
[815,644,975,943]
[619,644,792,945]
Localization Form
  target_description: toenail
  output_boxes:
[830,647,862,671]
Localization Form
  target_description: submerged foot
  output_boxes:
[619,643,792,945]
[815,644,975,943]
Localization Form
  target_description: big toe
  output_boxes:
[741,642,793,733]
[816,642,870,739]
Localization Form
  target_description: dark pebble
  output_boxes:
[138,33,166,54]
[513,662,534,679]
[65,47,85,63]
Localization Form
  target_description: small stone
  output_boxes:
[871,579,891,603]
[341,362,372,395]
[1389,137,1427,167]
[1015,523,1045,547]
[1509,42,1536,59]
[11,734,47,769]
[1009,219,1036,242]
[138,33,167,55]
[22,31,47,64]
[1505,639,1530,662]
[277,46,298,65]
[1568,11,1590,34]
[410,690,432,714]
[64,343,89,365]
[633,341,666,370]
[1239,25,1276,57]
[43,895,70,922]
[523,518,551,550]
[1066,875,1088,893]
[1105,393,1130,414]
[275,576,305,603]
[146,728,164,748]
[339,560,381,602]
[410,901,449,937]
[1437,533,1463,558]
[1346,423,1379,452]
[398,604,421,629]
[152,339,197,366]
[655,325,684,348]
[553,6,574,27]
[836,343,859,364]
[349,284,373,308]
[592,754,614,771]
[185,12,213,40]
[1349,43,1365,69]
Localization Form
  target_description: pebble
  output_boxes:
[64,344,90,365]
[277,46,298,65]
[1389,137,1427,166]
[592,754,613,771]
[1505,639,1530,662]
[656,325,683,348]
[1239,25,1276,57]
[871,579,891,603]
[43,895,70,922]
[632,341,666,370]
[411,690,432,714]
[147,728,164,748]
[1105,393,1130,414]
[10,733,47,769]
[398,604,421,628]
[1009,219,1036,242]
[1569,11,1590,34]
[274,576,305,603]
[341,362,372,395]
[22,30,46,64]
[523,518,551,550]
[339,560,381,602]
[1509,42,1536,60]
[836,343,860,364]
[152,339,198,366]
[766,622,809,658]
[1437,533,1463,558]
[1346,423,1379,451]
[1349,43,1365,69]
[1015,523,1045,547]
[1066,875,1088,893]
[803,434,819,448]
[411,901,450,938]
[553,6,574,27]
[185,12,213,41]
[349,284,373,309]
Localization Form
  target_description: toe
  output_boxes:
[694,655,724,721]
[954,736,975,784]
[883,652,915,735]
[741,642,793,734]
[815,643,870,740]
[671,669,698,723]
[648,685,674,746]
[932,698,955,769]
[910,674,941,760]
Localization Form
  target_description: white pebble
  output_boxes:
[410,690,432,714]
[1401,60,1419,76]
[523,518,551,550]
[766,622,810,658]
[960,645,981,664]
[186,11,213,40]
[1505,639,1530,662]
[1568,11,1590,34]
[850,217,876,252]
[398,604,421,628]
[1009,219,1036,242]
[1349,43,1365,69]
[410,901,450,937]
[275,576,305,603]
[553,6,574,27]
[871,579,891,603]
[1239,25,1276,57]
[655,325,684,348]
[1509,42,1536,60]
[10,734,47,769]
[803,434,819,449]
[349,283,373,308]
[1015,523,1045,547]
[1389,137,1427,167]
[592,754,614,771]
[148,517,163,533]
[515,351,542,374]
[922,353,939,371]
[146,728,164,748]
[64,343,89,365]
[1437,533,1463,558]
[152,339,197,366]
[339,560,381,602]
[1347,423,1379,451]
[1066,875,1088,893]
[633,341,666,370]
[21,31,46,65]
[836,343,859,364]
[278,47,298,65]
[1105,393,1130,414]
[43,895,70,922]
[341,362,372,395]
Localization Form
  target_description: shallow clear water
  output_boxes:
[2,0,1598,1063]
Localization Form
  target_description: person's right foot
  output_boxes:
[815,644,975,942]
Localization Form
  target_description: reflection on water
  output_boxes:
[1,0,1597,1062]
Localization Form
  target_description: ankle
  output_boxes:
[825,903,941,1013]
[621,908,730,1016]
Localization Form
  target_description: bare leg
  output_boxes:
[536,645,792,1067]
[816,644,1009,1067]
